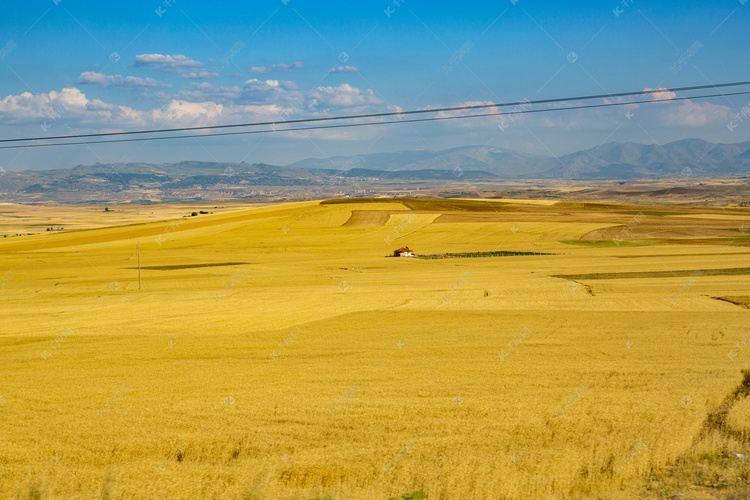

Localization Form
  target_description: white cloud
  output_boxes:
[428,93,736,133]
[77,72,169,88]
[249,62,304,74]
[240,78,302,104]
[134,53,201,69]
[433,100,496,118]
[660,100,733,127]
[600,88,677,110]
[624,88,732,127]
[644,87,678,101]
[0,86,291,131]
[329,65,359,73]
[243,79,297,90]
[175,79,385,114]
[0,87,151,129]
[177,82,242,102]
[145,100,284,128]
[429,100,506,129]
[133,54,216,79]
[0,80,400,142]
[309,84,381,108]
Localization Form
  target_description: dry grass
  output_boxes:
[342,210,392,227]
[1,198,750,499]
[554,268,750,280]
[0,201,264,236]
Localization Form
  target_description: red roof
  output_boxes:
[395,247,412,253]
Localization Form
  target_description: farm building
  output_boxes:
[393,247,414,257]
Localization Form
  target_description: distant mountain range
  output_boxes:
[289,146,549,177]
[1,139,748,203]
[290,139,750,179]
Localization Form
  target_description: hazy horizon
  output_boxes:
[5,136,750,172]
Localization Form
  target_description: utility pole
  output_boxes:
[137,243,141,290]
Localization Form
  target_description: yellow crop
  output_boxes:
[1,198,748,499]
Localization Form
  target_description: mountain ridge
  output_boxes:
[2,139,748,203]
[289,139,750,178]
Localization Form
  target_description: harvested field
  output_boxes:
[553,267,750,280]
[580,223,745,240]
[342,210,392,227]
[614,251,750,258]
[666,214,750,221]
[125,262,249,271]
[2,197,750,499]
[400,198,512,212]
[561,239,652,247]
[385,213,440,226]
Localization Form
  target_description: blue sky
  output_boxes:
[1,0,749,170]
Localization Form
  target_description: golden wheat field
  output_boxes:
[1,197,750,499]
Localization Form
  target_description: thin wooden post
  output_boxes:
[137,243,141,290]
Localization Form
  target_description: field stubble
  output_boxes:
[1,198,749,499]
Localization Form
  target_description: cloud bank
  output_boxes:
[134,54,217,79]
[249,62,304,74]
[77,72,170,89]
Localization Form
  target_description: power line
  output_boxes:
[1,90,748,150]
[1,80,749,146]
